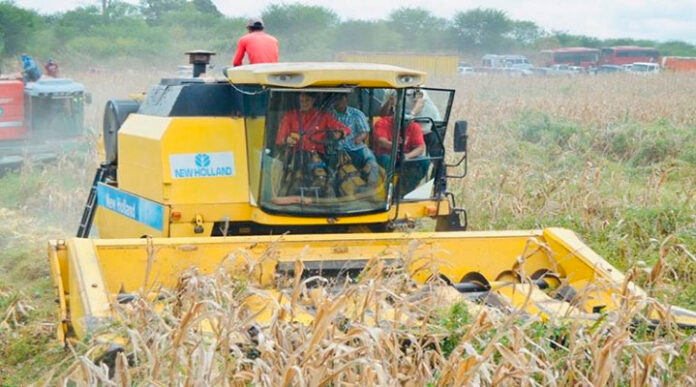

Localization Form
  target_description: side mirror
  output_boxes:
[85,92,93,105]
[453,120,468,153]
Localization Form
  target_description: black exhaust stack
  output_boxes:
[185,50,216,78]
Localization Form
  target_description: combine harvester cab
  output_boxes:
[0,78,89,168]
[51,52,696,345]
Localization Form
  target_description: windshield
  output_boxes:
[251,87,404,216]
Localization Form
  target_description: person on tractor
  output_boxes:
[44,58,59,78]
[21,54,41,83]
[275,92,351,199]
[375,93,429,195]
[330,93,380,187]
[232,17,279,67]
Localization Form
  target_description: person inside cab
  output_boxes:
[375,93,429,195]
[274,92,351,199]
[330,93,380,188]
[405,89,443,158]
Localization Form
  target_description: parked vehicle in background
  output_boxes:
[567,66,586,74]
[457,65,475,75]
[595,65,625,74]
[540,47,600,68]
[481,54,532,70]
[335,52,459,78]
[600,46,659,66]
[628,62,660,74]
[661,56,696,72]
[478,54,534,76]
[545,64,577,76]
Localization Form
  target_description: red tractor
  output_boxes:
[0,78,89,168]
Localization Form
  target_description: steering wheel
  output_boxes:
[307,128,346,147]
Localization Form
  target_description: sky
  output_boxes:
[15,0,696,43]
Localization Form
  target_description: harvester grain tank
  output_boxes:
[48,53,696,345]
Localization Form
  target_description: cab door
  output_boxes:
[395,87,455,201]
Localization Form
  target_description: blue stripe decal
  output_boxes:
[97,183,164,231]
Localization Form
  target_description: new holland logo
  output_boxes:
[170,152,235,179]
[195,153,210,167]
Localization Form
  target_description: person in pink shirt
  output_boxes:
[232,18,279,67]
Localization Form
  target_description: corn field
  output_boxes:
[1,71,696,385]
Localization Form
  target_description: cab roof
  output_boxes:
[25,78,85,96]
[224,62,426,88]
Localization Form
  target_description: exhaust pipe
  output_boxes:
[185,50,216,78]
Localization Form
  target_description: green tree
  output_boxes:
[192,0,221,16]
[106,1,141,21]
[657,40,696,56]
[333,20,402,52]
[387,7,449,51]
[552,32,601,48]
[262,3,339,60]
[509,20,544,47]
[0,2,39,57]
[139,0,185,25]
[452,8,512,53]
[55,6,102,41]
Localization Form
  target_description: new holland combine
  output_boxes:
[48,52,696,346]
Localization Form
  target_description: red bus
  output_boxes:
[540,47,600,68]
[600,46,659,66]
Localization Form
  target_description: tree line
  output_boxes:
[1,0,695,69]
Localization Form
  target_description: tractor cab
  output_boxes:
[254,85,458,217]
[225,63,468,230]
[24,78,87,139]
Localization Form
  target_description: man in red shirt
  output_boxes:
[276,92,350,154]
[274,92,351,198]
[374,115,429,195]
[232,18,279,67]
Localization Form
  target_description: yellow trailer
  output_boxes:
[335,52,460,78]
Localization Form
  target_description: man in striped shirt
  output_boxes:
[331,93,379,186]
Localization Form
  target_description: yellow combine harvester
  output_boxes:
[49,52,696,344]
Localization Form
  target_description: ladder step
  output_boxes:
[76,165,112,238]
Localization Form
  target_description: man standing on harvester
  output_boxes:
[232,17,279,66]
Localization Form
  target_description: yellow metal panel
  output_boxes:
[47,241,69,342]
[543,228,641,295]
[118,114,169,202]
[245,117,266,204]
[67,238,112,339]
[226,62,426,88]
[50,228,696,341]
[76,230,554,294]
[95,206,168,238]
[162,117,249,204]
[117,115,249,205]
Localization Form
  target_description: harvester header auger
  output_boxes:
[51,55,696,346]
